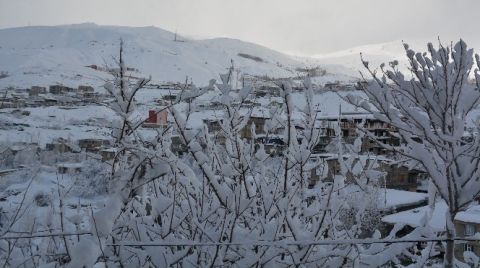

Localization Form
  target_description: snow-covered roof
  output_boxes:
[380,189,428,210]
[342,185,427,211]
[382,201,448,231]
[316,112,375,120]
[455,205,480,224]
[57,163,83,168]
[383,201,480,231]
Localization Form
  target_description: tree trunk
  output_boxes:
[444,212,456,268]
[444,232,454,268]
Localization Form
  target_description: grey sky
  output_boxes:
[0,0,478,55]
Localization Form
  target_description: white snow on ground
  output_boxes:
[0,169,102,234]
[0,105,115,146]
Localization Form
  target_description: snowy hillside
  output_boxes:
[0,23,356,88]
[312,39,480,75]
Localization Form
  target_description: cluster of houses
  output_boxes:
[1,74,479,262]
[139,84,424,193]
[0,84,101,108]
[133,79,480,262]
[0,137,114,175]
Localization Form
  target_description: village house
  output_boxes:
[45,138,79,153]
[200,118,227,145]
[77,85,96,100]
[324,82,341,90]
[316,113,400,155]
[57,163,83,174]
[143,109,168,128]
[49,85,75,95]
[239,107,272,140]
[309,154,425,191]
[100,148,117,161]
[454,205,480,261]
[43,97,59,106]
[78,138,111,152]
[254,134,285,155]
[29,86,46,96]
[78,85,94,93]
[382,202,480,263]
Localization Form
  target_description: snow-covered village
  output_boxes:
[1,0,480,267]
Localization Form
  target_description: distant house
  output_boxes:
[82,91,99,102]
[162,94,177,101]
[381,163,427,191]
[57,163,83,174]
[239,107,272,140]
[316,114,400,155]
[100,148,116,161]
[311,154,425,191]
[77,86,96,101]
[44,97,59,106]
[78,138,110,152]
[255,134,285,155]
[324,82,340,90]
[78,85,94,93]
[30,86,46,96]
[45,138,79,153]
[255,84,281,97]
[143,109,168,128]
[49,85,75,95]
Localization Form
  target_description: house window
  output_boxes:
[465,224,476,236]
[464,244,475,252]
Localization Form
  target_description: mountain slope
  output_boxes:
[0,23,356,88]
[313,39,480,75]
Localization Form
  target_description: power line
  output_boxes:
[1,233,479,248]
[106,237,480,247]
[0,231,92,240]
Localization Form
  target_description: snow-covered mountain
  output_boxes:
[313,40,421,74]
[0,23,356,88]
[313,38,480,75]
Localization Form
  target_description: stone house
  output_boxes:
[49,85,75,95]
[45,138,79,153]
[30,86,46,96]
[454,206,480,261]
[78,138,111,152]
[100,148,116,161]
[57,163,83,174]
[311,154,425,191]
[78,85,94,93]
[316,114,400,155]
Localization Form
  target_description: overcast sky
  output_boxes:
[0,0,478,55]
